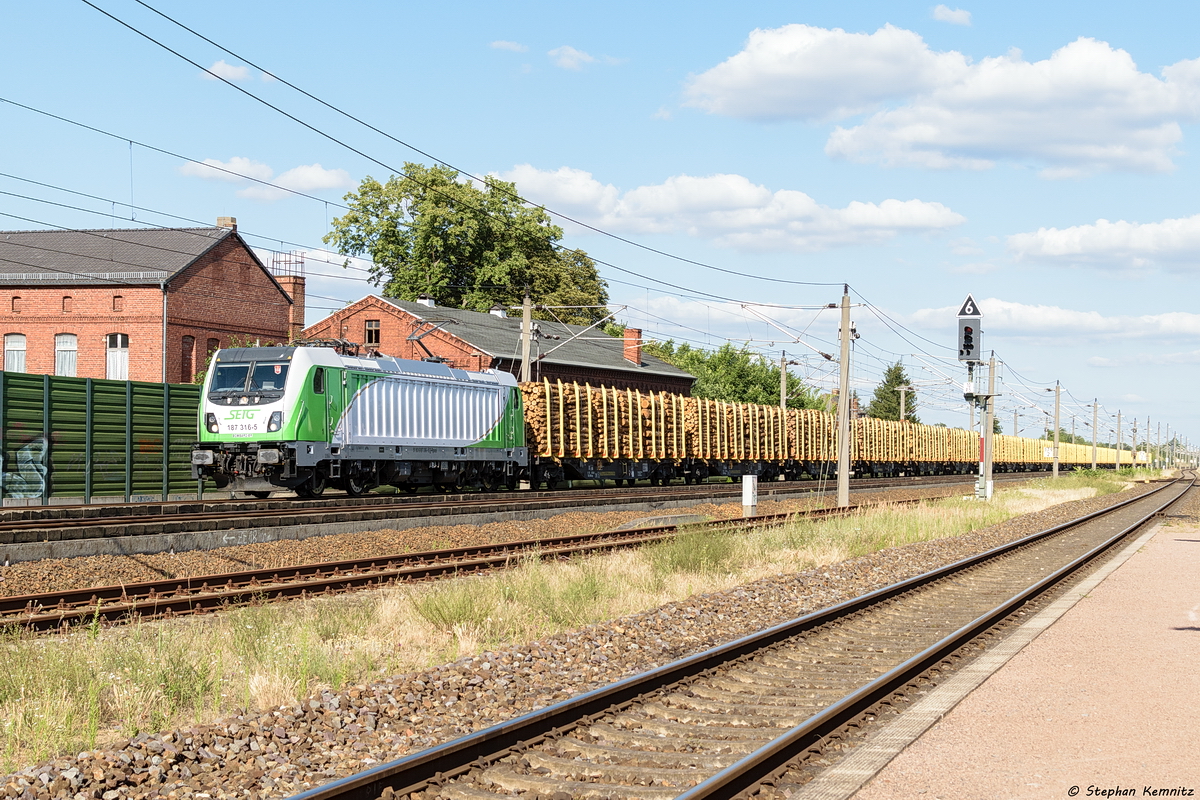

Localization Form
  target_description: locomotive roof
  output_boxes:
[375,296,693,381]
[211,346,517,385]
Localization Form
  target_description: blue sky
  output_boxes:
[3,0,1199,451]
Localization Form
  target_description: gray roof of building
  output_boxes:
[0,226,235,285]
[375,296,693,380]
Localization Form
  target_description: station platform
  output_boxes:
[799,505,1200,800]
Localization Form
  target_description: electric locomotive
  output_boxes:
[190,345,526,497]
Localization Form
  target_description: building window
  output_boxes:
[206,337,220,357]
[106,333,129,380]
[10,297,20,313]
[112,295,124,312]
[181,336,195,383]
[365,320,380,346]
[4,334,26,372]
[62,296,73,313]
[55,333,77,377]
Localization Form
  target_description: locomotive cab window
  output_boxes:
[211,364,250,392]
[250,362,289,391]
[312,367,325,394]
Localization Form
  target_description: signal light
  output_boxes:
[958,320,979,362]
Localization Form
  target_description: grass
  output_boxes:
[0,469,1162,772]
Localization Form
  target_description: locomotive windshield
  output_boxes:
[209,362,291,402]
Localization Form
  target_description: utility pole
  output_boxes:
[1092,400,1098,469]
[981,355,996,499]
[1132,417,1138,468]
[1052,381,1061,478]
[898,384,914,423]
[1157,421,1162,469]
[1116,411,1122,470]
[1013,409,1018,436]
[520,289,532,383]
[836,286,852,508]
[780,351,788,410]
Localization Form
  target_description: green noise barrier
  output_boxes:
[0,372,200,504]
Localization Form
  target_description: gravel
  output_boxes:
[0,486,959,598]
[0,481,1168,800]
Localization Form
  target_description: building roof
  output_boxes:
[372,295,694,381]
[0,226,237,286]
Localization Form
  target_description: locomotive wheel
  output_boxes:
[246,491,271,499]
[403,484,418,494]
[345,473,367,497]
[308,470,327,497]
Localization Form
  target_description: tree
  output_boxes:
[865,361,920,423]
[615,333,823,409]
[324,163,609,325]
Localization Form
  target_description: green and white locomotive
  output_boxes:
[190,345,526,497]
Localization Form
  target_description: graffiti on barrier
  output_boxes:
[1,438,47,499]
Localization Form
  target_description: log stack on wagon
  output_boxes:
[519,378,1137,480]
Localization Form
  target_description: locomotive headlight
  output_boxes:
[267,411,283,432]
[257,448,282,465]
[205,413,219,433]
[191,449,214,465]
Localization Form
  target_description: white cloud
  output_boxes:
[179,157,273,183]
[1090,349,1200,367]
[202,60,251,82]
[179,157,352,202]
[932,5,972,25]
[491,40,528,52]
[687,24,1200,174]
[548,45,596,70]
[497,164,964,251]
[685,24,966,121]
[239,164,353,201]
[1008,213,1200,271]
[910,298,1200,339]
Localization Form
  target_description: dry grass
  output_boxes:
[0,472,1151,772]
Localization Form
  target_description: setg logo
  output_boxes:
[224,410,256,420]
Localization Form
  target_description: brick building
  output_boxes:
[0,218,305,384]
[303,294,694,394]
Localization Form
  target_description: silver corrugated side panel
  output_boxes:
[334,375,509,447]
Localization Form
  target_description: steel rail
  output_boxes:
[0,472,1037,534]
[285,477,1187,800]
[676,474,1193,799]
[1,497,926,630]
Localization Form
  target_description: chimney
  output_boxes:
[623,327,642,365]
[217,216,237,231]
[276,274,306,343]
[489,304,507,319]
[417,293,436,308]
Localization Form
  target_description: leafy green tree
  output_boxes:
[612,332,823,408]
[324,163,609,324]
[865,361,920,423]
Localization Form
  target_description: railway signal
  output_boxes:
[957,295,981,363]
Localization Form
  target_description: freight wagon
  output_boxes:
[190,347,1136,496]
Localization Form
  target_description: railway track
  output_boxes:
[0,497,926,631]
[0,472,1033,546]
[282,474,1192,800]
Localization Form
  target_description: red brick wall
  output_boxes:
[0,286,164,380]
[302,297,491,372]
[166,235,295,383]
[0,233,296,384]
